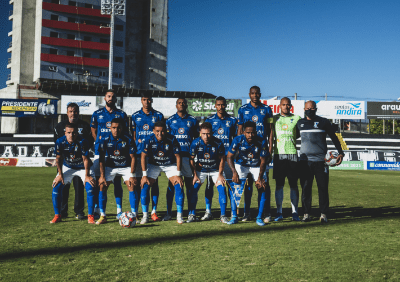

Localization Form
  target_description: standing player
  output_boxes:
[91,89,129,219]
[297,101,344,223]
[189,122,228,223]
[227,121,271,226]
[165,97,199,221]
[272,97,302,222]
[131,93,164,221]
[201,96,237,221]
[51,123,96,224]
[54,102,93,220]
[96,118,137,224]
[237,86,273,222]
[140,121,185,224]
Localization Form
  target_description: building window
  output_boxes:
[49,48,58,55]
[84,36,92,41]
[48,65,58,72]
[84,3,93,8]
[66,50,75,56]
[67,34,75,40]
[68,1,76,6]
[114,73,122,79]
[83,53,91,58]
[114,57,123,63]
[50,14,59,21]
[99,54,108,60]
[51,0,60,4]
[115,40,123,47]
[66,67,74,73]
[50,31,58,38]
[116,25,123,31]
[68,17,75,23]
[100,38,110,44]
[99,71,107,77]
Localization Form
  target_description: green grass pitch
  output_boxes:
[0,167,399,281]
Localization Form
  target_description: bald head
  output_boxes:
[280,97,292,116]
[305,100,316,109]
[304,100,317,119]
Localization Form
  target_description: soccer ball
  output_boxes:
[325,151,339,166]
[119,212,136,228]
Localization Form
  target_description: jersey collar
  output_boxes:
[175,112,189,119]
[140,108,154,116]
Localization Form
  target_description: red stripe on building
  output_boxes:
[42,2,110,18]
[42,19,110,35]
[42,37,110,51]
[41,53,109,68]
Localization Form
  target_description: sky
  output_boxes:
[0,0,399,102]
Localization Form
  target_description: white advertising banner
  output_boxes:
[61,96,122,115]
[316,101,365,120]
[246,99,305,117]
[123,97,178,117]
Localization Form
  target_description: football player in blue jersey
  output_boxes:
[131,93,164,222]
[189,122,228,223]
[51,123,96,224]
[201,96,237,221]
[140,121,185,224]
[91,89,129,219]
[164,97,199,221]
[227,121,271,226]
[237,86,274,223]
[95,118,138,225]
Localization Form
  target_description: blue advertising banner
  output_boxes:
[0,99,57,117]
[367,161,400,171]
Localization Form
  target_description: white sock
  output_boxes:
[143,212,148,218]
[177,212,182,218]
[117,208,122,214]
[290,186,299,214]
[151,210,156,215]
[101,212,106,217]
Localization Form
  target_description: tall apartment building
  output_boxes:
[2,0,168,134]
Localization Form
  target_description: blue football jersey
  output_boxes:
[237,103,273,139]
[55,135,90,169]
[228,135,269,167]
[166,113,199,156]
[98,133,137,168]
[190,137,225,173]
[142,134,180,166]
[131,108,164,146]
[91,107,129,154]
[205,113,237,155]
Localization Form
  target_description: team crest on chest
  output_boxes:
[78,128,83,134]
[178,128,185,134]
[290,119,293,123]
[165,144,169,151]
[226,121,230,127]
[212,147,216,153]
[121,141,126,147]
[152,117,156,123]
[187,121,191,127]
[218,128,224,135]
[252,115,258,122]
[255,147,258,153]
[314,122,319,128]
[260,109,265,115]
[204,153,210,159]
[115,114,120,118]
[143,124,149,130]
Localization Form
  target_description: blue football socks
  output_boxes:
[175,183,184,213]
[52,182,64,214]
[151,179,159,213]
[85,182,94,215]
[217,185,227,216]
[141,183,150,213]
[99,190,107,215]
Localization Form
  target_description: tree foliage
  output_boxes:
[369,119,400,134]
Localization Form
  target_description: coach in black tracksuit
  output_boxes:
[54,102,93,219]
[296,101,344,223]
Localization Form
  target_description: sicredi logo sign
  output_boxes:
[192,101,235,112]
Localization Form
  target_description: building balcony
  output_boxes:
[6,74,13,85]
[41,53,109,68]
[42,19,110,35]
[8,31,12,37]
[9,10,13,20]
[42,2,110,19]
[7,42,12,53]
[42,37,110,51]
[7,58,11,69]
[9,0,14,4]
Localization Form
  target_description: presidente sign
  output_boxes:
[0,99,57,117]
[246,99,305,117]
[188,99,242,117]
[316,101,365,119]
[367,102,400,119]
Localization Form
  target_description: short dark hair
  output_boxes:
[141,92,152,99]
[111,118,123,125]
[281,97,291,104]
[215,96,226,104]
[105,89,115,94]
[66,102,79,112]
[65,122,77,130]
[154,121,166,129]
[243,121,256,130]
[176,97,187,104]
[200,122,212,131]
[250,86,260,93]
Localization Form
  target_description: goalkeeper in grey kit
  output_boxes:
[296,101,344,223]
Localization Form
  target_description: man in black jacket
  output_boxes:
[54,103,93,219]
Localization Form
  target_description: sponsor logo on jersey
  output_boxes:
[172,120,177,123]
[114,150,120,156]
[314,122,319,128]
[204,153,210,159]
[143,124,149,130]
[178,128,185,134]
[158,151,164,157]
[213,121,218,125]
[107,143,113,147]
[282,124,288,130]
[106,121,111,128]
[245,111,249,114]
[218,128,224,135]
[252,115,258,122]
[137,117,141,121]
[198,147,203,151]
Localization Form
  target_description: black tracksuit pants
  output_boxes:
[61,176,85,216]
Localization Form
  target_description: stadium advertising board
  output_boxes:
[316,101,365,119]
[330,161,363,170]
[367,161,400,171]
[188,99,242,117]
[246,99,304,117]
[0,99,58,117]
[367,102,400,119]
[0,157,57,167]
[123,97,177,116]
[61,96,122,115]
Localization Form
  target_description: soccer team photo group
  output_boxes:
[50,86,344,228]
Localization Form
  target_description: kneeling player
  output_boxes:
[189,122,228,223]
[140,121,185,224]
[227,121,271,226]
[96,118,138,224]
[51,123,96,224]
